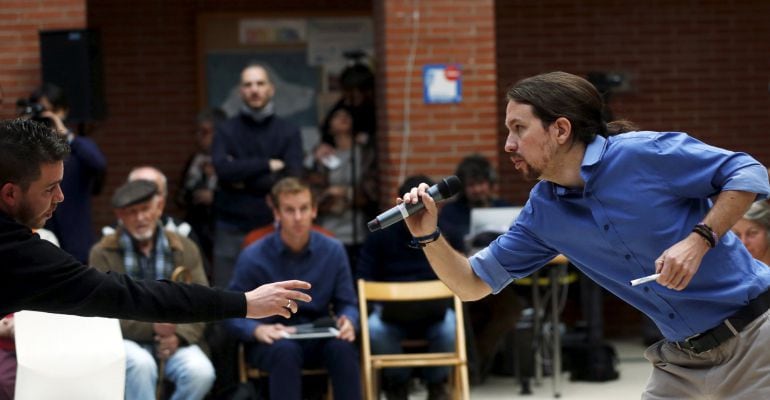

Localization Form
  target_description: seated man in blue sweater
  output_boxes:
[357,175,454,400]
[225,177,361,400]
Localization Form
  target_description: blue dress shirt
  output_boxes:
[225,230,359,342]
[470,132,770,341]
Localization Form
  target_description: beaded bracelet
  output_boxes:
[409,228,441,249]
[692,223,717,248]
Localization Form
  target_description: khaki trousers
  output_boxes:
[643,309,770,399]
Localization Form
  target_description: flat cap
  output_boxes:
[111,179,158,208]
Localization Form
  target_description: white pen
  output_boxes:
[629,273,661,287]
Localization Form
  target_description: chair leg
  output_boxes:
[156,359,166,400]
[363,364,375,400]
[449,365,468,400]
[453,366,459,400]
[237,344,248,384]
[371,368,379,400]
[458,365,470,400]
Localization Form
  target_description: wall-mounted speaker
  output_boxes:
[39,29,106,123]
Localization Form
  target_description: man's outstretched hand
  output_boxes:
[245,280,312,319]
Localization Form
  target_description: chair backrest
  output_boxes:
[357,279,469,400]
[359,279,456,302]
[357,279,466,355]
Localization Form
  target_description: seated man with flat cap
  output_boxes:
[89,180,215,400]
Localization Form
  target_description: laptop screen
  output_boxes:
[467,207,523,254]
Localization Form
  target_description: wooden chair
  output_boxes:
[357,279,470,400]
[236,343,333,400]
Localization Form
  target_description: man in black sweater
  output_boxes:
[0,118,311,322]
[210,63,304,287]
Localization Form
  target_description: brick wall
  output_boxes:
[375,0,499,202]
[495,0,770,336]
[0,0,86,118]
[495,0,770,204]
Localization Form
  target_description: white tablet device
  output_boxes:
[281,326,340,340]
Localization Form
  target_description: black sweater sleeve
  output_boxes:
[1,218,245,321]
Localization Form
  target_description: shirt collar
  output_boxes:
[582,134,607,169]
[551,135,608,197]
[271,227,315,257]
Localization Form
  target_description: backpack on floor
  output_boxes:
[564,342,619,382]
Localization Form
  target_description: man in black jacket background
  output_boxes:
[211,63,304,288]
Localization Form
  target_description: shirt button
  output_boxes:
[668,313,675,319]
[624,254,631,260]
[603,225,609,231]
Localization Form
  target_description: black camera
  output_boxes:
[16,98,51,126]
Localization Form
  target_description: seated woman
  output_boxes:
[732,201,770,266]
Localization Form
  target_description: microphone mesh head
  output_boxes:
[437,175,462,198]
[367,218,381,232]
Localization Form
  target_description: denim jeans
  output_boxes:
[246,337,362,400]
[368,308,456,384]
[123,340,215,400]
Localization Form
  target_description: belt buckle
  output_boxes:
[684,333,702,352]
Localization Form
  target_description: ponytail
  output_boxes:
[605,120,639,136]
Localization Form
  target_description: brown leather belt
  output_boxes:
[675,289,770,354]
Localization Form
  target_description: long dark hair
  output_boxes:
[506,71,637,144]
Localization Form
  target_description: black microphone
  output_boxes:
[367,175,462,232]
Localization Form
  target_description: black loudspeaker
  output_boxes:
[39,29,106,123]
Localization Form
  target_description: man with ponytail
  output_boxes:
[399,71,770,398]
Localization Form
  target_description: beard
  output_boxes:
[126,223,156,242]
[518,163,542,181]
[132,229,155,242]
[513,145,551,182]
[513,158,543,182]
[17,201,51,230]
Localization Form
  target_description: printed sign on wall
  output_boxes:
[423,64,462,104]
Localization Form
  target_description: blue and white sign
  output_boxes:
[423,64,462,104]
